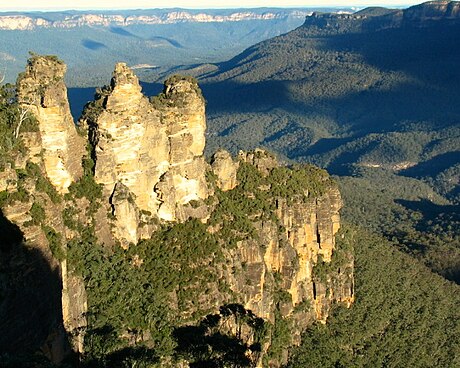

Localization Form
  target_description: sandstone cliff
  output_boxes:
[0,10,310,30]
[16,54,86,194]
[80,64,209,247]
[0,55,88,362]
[0,55,353,367]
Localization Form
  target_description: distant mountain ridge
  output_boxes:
[0,7,354,85]
[0,8,316,30]
[302,0,460,34]
[197,1,460,186]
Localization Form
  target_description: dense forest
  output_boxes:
[185,1,460,286]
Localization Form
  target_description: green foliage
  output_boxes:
[265,311,292,364]
[42,225,64,261]
[67,152,103,214]
[166,74,204,100]
[312,227,354,284]
[79,85,111,132]
[0,190,8,207]
[68,219,224,364]
[27,51,64,65]
[0,186,29,206]
[269,165,333,199]
[338,169,460,283]
[288,226,460,367]
[62,207,80,230]
[0,84,25,168]
[29,203,45,225]
[151,74,205,109]
[10,187,29,203]
[208,159,335,251]
[26,162,62,204]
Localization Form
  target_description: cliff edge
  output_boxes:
[0,55,354,367]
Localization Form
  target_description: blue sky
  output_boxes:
[1,1,422,11]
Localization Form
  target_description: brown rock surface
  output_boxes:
[211,149,240,191]
[1,56,354,366]
[16,54,85,194]
[84,64,209,243]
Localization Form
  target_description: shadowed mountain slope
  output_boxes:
[199,1,460,199]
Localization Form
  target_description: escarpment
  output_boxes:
[303,0,460,35]
[0,55,353,367]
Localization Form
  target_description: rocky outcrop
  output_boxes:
[82,64,209,246]
[16,54,85,194]
[1,55,354,366]
[211,149,239,191]
[0,55,88,362]
[404,1,460,22]
[222,155,352,325]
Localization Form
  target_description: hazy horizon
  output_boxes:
[0,1,423,12]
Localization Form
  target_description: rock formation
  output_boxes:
[211,149,240,191]
[0,55,354,366]
[16,54,86,194]
[81,64,209,246]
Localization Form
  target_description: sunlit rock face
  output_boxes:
[16,55,85,194]
[211,149,240,191]
[83,63,209,245]
[223,166,351,325]
[3,55,354,367]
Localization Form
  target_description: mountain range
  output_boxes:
[178,0,459,283]
[197,1,459,176]
[0,7,352,86]
[1,1,460,367]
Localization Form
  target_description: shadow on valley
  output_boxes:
[187,17,460,168]
[320,21,460,88]
[396,198,459,225]
[150,36,184,48]
[401,151,460,178]
[109,26,139,38]
[81,39,107,51]
[0,210,69,365]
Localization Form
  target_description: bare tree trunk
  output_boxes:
[0,66,5,84]
[14,107,29,139]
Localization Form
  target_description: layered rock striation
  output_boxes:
[81,64,209,246]
[0,10,310,30]
[16,54,86,194]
